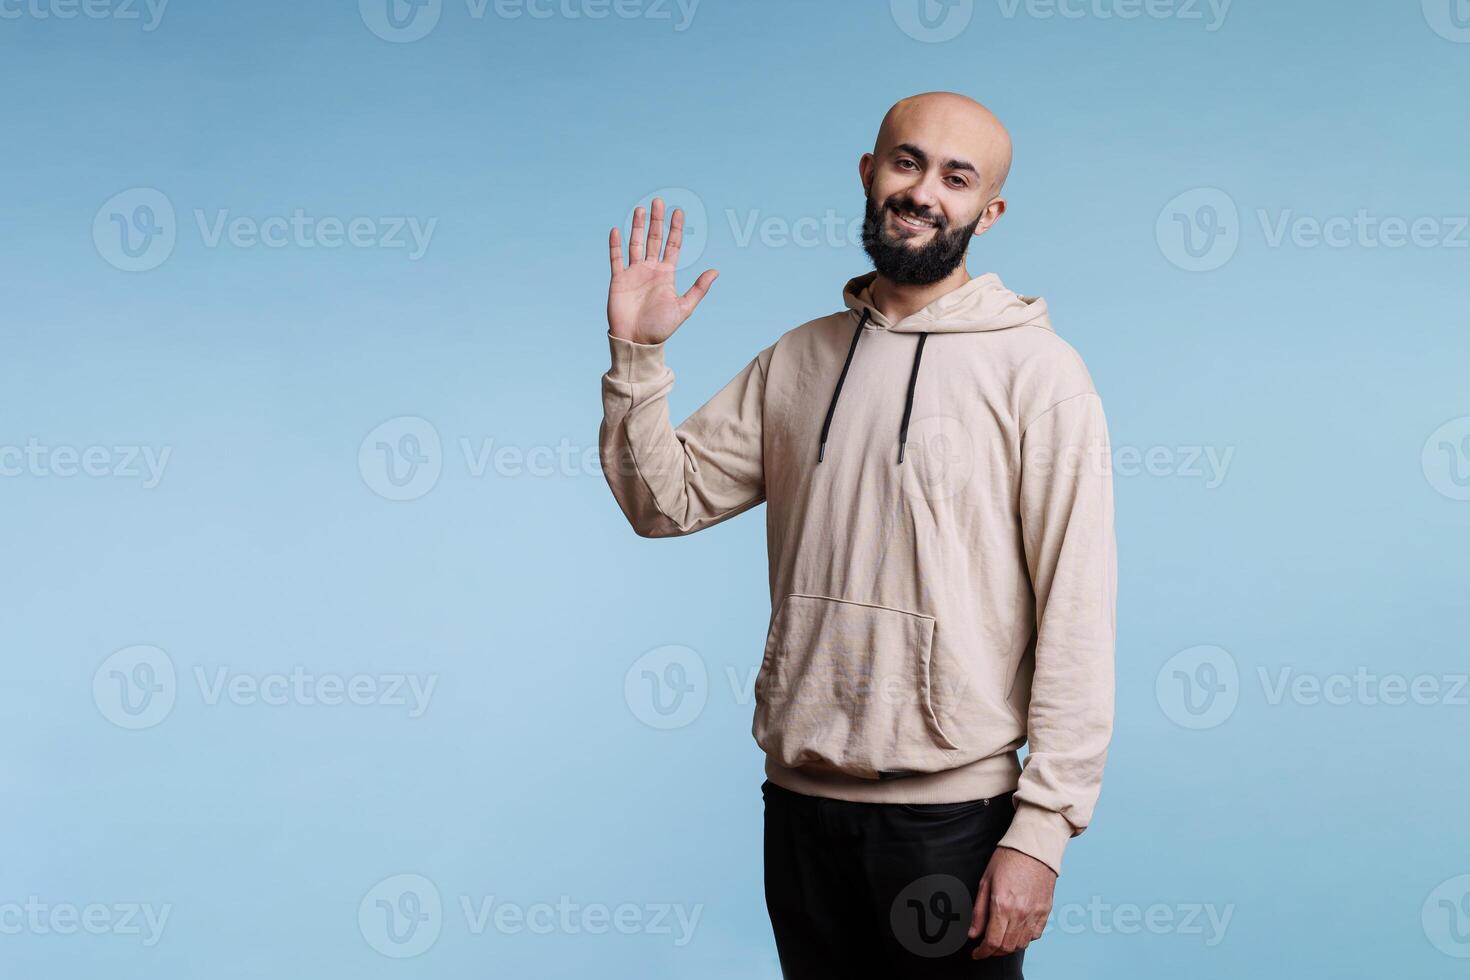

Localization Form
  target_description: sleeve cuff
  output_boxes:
[997,802,1076,877]
[607,330,669,384]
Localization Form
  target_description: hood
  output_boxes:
[841,270,1053,334]
[819,271,1052,466]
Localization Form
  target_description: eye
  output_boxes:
[947,176,968,188]
[897,158,918,171]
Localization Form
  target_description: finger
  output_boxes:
[678,269,718,317]
[968,877,991,940]
[998,912,1031,957]
[608,226,624,277]
[646,197,665,264]
[629,206,647,264]
[663,207,684,267]
[975,901,1009,959]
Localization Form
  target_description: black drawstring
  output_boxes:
[817,309,868,463]
[817,308,930,465]
[897,332,928,464]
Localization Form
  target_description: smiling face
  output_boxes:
[859,92,1012,285]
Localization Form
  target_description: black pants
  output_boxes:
[762,778,1025,979]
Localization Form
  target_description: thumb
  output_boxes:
[678,268,718,318]
[968,875,991,940]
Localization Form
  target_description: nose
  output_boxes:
[901,175,943,217]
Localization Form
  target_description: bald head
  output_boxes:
[873,92,1012,200]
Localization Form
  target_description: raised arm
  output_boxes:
[599,198,770,537]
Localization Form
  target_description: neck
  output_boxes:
[869,264,970,325]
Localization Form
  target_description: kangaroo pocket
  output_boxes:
[752,593,961,779]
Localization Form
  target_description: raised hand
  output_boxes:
[607,197,718,346]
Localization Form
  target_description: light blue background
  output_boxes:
[3,0,1468,977]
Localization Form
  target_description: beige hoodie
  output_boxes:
[599,270,1116,875]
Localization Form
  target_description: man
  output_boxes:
[599,92,1116,978]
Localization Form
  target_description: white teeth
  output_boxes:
[896,213,935,229]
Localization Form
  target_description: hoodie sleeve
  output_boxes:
[599,330,771,537]
[998,390,1118,876]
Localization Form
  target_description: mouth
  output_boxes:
[889,208,940,235]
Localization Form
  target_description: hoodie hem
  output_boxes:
[763,751,1021,804]
[997,801,1075,877]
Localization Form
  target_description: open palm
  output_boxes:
[607,197,718,345]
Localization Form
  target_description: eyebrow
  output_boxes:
[892,142,978,177]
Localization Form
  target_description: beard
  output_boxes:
[860,189,982,285]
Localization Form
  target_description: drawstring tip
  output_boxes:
[897,442,906,464]
[817,443,826,464]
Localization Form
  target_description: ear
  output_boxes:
[973,196,1006,237]
[858,153,874,193]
